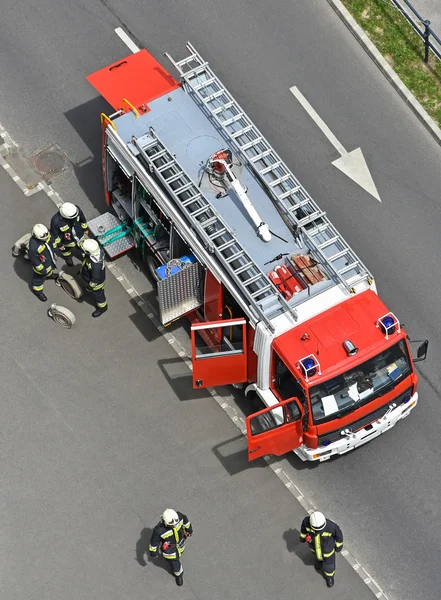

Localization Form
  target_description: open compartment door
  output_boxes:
[246,398,304,461]
[86,49,180,112]
[191,319,247,388]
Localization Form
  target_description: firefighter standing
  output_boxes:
[149,509,193,586]
[80,239,108,318]
[300,511,343,588]
[50,202,88,266]
[28,224,58,302]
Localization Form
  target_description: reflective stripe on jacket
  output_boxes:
[149,512,192,559]
[300,516,343,561]
[28,235,56,276]
[50,206,88,248]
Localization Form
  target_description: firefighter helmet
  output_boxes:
[32,224,50,241]
[81,238,100,256]
[162,509,179,527]
[310,511,326,531]
[59,202,79,220]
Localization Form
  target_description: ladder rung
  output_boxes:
[243,274,265,287]
[183,62,209,78]
[233,262,254,275]
[278,187,302,200]
[260,162,282,176]
[194,76,216,91]
[191,205,211,218]
[182,194,202,207]
[226,251,245,263]
[210,228,228,241]
[250,149,272,163]
[269,174,290,187]
[231,125,253,139]
[149,149,167,161]
[203,89,224,103]
[221,113,244,127]
[250,285,272,298]
[318,236,339,250]
[298,211,326,226]
[213,100,235,115]
[240,137,263,151]
[287,200,310,213]
[328,249,349,262]
[308,223,330,237]
[174,182,194,195]
[217,239,236,251]
[157,160,176,172]
[176,53,198,67]
[165,172,185,184]
[338,262,360,276]
[200,216,218,229]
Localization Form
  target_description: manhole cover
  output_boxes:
[29,145,71,181]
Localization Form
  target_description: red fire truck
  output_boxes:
[86,42,428,462]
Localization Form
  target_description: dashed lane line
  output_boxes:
[1,121,388,599]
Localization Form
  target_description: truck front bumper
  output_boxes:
[295,391,418,462]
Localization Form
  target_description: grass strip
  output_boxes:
[341,0,441,125]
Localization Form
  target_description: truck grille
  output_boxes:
[317,387,413,447]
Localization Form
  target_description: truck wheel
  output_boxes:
[56,271,83,299]
[47,304,76,328]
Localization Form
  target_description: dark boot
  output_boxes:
[326,576,334,588]
[65,256,74,267]
[33,291,47,302]
[175,574,183,586]
[92,306,108,318]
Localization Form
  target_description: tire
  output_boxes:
[58,272,83,299]
[47,304,76,328]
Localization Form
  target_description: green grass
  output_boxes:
[341,0,441,125]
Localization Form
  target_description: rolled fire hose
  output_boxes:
[47,303,76,328]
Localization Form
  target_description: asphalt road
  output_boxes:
[0,1,440,598]
[0,166,375,600]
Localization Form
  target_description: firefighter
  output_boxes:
[80,238,107,318]
[300,511,343,588]
[149,509,193,586]
[50,202,88,266]
[28,224,58,302]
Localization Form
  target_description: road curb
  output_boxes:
[327,0,441,146]
[1,120,387,599]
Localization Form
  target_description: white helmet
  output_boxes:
[162,509,179,527]
[310,511,326,531]
[59,202,79,220]
[32,223,50,241]
[81,238,100,255]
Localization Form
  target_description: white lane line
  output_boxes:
[290,86,347,156]
[115,27,140,54]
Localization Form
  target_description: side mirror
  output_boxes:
[409,339,429,363]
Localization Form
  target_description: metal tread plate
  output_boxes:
[88,212,135,259]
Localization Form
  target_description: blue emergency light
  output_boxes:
[380,315,395,336]
[300,357,317,378]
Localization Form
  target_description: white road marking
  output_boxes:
[290,86,381,202]
[114,27,140,54]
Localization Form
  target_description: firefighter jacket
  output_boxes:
[51,206,88,250]
[300,516,343,562]
[149,512,192,560]
[28,235,57,277]
[81,249,106,291]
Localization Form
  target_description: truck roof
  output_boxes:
[88,44,375,333]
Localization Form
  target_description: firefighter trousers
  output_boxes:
[90,287,107,309]
[32,269,55,292]
[165,557,183,577]
[312,550,336,578]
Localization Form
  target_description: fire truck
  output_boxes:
[86,42,428,462]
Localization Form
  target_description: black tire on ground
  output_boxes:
[146,254,161,282]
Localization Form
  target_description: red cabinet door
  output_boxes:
[191,318,247,388]
[246,398,304,461]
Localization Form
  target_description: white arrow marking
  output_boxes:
[289,86,381,202]
[115,27,140,53]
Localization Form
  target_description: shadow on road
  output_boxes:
[283,527,316,566]
[135,527,171,574]
[212,434,266,475]
[157,356,210,401]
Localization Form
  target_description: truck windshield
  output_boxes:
[309,339,411,424]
